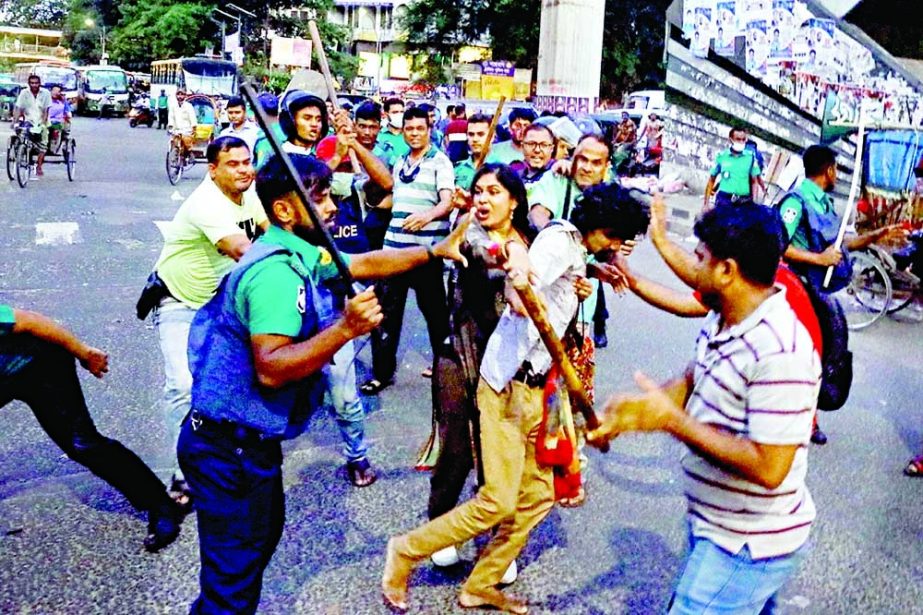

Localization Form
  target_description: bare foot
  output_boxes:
[382,537,414,612]
[459,587,529,614]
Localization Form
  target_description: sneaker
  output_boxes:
[143,500,183,553]
[431,545,460,567]
[500,559,518,585]
[593,332,608,348]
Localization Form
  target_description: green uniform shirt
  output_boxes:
[778,178,833,251]
[485,140,524,165]
[454,158,476,191]
[234,225,350,337]
[375,130,410,169]
[527,171,580,220]
[710,148,759,196]
[0,304,32,378]
[253,123,288,170]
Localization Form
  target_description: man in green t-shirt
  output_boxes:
[177,154,469,614]
[485,107,537,165]
[150,135,269,504]
[778,144,905,446]
[453,113,491,190]
[374,97,411,169]
[156,88,169,129]
[704,127,761,209]
[0,304,185,552]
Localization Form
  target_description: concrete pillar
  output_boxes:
[535,0,606,113]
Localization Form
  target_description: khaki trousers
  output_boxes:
[397,377,555,592]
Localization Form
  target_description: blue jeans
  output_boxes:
[326,339,368,463]
[153,297,197,480]
[177,415,285,615]
[669,535,809,615]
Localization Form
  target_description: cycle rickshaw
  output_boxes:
[6,121,76,188]
[166,94,218,185]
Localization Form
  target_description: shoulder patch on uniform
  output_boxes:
[296,285,306,314]
[318,247,332,266]
[782,208,798,224]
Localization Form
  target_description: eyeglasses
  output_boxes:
[522,142,554,151]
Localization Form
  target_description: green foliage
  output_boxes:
[109,2,218,70]
[0,0,69,28]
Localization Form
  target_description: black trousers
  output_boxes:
[427,349,481,519]
[157,108,168,129]
[371,259,450,383]
[0,335,170,513]
[178,416,284,615]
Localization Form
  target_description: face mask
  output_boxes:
[331,172,354,197]
[731,142,746,153]
[389,112,403,129]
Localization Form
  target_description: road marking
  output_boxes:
[171,191,184,201]
[35,222,82,246]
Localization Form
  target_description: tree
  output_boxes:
[108,2,218,70]
[0,0,69,28]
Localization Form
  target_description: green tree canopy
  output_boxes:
[0,0,69,28]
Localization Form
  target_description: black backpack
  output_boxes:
[773,191,853,410]
[799,275,853,411]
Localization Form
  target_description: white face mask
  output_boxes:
[731,142,746,153]
[331,172,354,197]
[388,112,403,129]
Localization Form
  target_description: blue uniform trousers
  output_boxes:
[177,414,285,615]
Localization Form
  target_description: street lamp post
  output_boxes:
[84,18,108,65]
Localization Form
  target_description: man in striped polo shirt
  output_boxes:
[361,106,455,394]
[589,205,820,614]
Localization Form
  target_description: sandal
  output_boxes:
[558,485,587,508]
[421,367,433,378]
[904,455,923,477]
[347,458,378,487]
[360,379,393,395]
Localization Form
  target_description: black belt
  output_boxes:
[512,362,546,388]
[716,192,752,204]
[187,410,278,445]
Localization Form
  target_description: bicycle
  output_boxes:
[6,122,77,187]
[838,233,923,330]
[165,133,195,185]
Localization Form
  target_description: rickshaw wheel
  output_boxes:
[166,144,183,185]
[65,140,76,181]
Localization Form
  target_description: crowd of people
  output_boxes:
[1,78,918,615]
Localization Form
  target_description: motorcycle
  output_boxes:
[128,101,155,128]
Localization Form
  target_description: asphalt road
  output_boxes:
[0,117,921,614]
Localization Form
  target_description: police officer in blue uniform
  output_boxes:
[177,155,468,614]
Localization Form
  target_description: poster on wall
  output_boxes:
[692,3,714,58]
[768,0,795,61]
[715,1,738,56]
[746,17,769,76]
[799,18,837,74]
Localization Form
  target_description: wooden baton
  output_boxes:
[508,273,609,452]
[474,97,506,170]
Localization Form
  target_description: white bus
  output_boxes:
[76,65,130,116]
[13,61,79,105]
[150,57,238,101]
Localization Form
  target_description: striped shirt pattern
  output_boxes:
[683,288,820,560]
[384,147,455,249]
